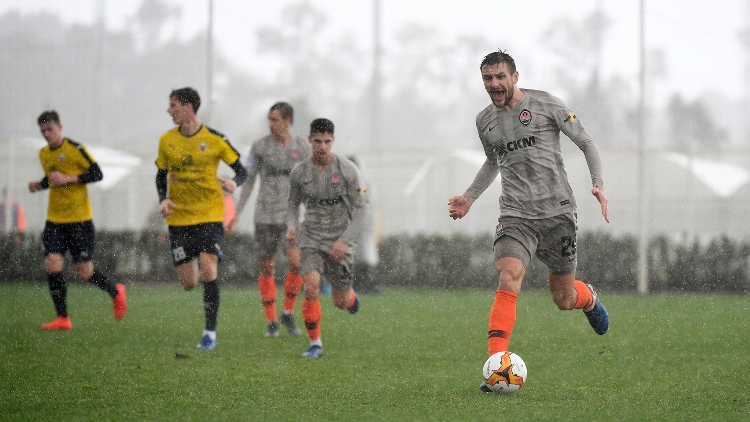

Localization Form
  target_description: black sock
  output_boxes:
[48,272,68,317]
[88,268,118,298]
[203,280,220,331]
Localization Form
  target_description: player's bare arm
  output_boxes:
[159,199,175,217]
[219,177,237,194]
[28,180,43,192]
[49,171,78,187]
[591,186,609,223]
[448,195,472,220]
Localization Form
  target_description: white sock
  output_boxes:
[202,330,216,341]
[310,338,322,348]
[282,310,293,316]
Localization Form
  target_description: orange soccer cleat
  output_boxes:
[42,316,72,331]
[113,283,127,320]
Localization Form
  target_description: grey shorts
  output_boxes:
[493,212,578,275]
[254,224,294,258]
[300,247,353,291]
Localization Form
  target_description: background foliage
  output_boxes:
[2,231,749,293]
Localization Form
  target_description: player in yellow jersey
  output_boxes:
[156,87,247,350]
[28,110,127,331]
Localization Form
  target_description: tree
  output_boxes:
[667,94,728,149]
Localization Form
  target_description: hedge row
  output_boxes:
[1,231,749,293]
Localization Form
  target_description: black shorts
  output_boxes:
[43,220,96,263]
[254,224,292,258]
[168,223,224,267]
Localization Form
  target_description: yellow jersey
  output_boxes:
[156,125,241,226]
[38,138,96,223]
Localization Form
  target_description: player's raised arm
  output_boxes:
[449,158,500,220]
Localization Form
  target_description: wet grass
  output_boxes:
[0,283,748,421]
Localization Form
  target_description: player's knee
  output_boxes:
[288,261,301,273]
[304,284,319,300]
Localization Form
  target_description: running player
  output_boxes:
[447,51,610,392]
[156,87,247,350]
[228,102,311,338]
[286,118,369,358]
[29,110,127,330]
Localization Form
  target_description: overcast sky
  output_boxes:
[2,0,747,107]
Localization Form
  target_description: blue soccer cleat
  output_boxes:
[196,334,216,350]
[302,345,323,358]
[583,283,609,335]
[479,381,492,393]
[347,293,360,314]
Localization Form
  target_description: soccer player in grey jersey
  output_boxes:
[447,51,611,392]
[286,118,369,358]
[229,102,311,338]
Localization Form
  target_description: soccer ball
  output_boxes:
[482,351,527,394]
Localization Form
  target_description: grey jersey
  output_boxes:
[465,89,603,219]
[246,135,311,225]
[287,155,369,250]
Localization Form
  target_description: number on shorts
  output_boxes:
[172,246,187,262]
[561,236,576,257]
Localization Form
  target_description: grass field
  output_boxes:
[1,283,748,421]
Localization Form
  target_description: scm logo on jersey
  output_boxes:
[496,136,537,157]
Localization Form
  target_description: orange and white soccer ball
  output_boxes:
[482,351,527,394]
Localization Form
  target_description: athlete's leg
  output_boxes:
[199,252,220,330]
[46,253,64,273]
[282,247,303,312]
[74,260,126,319]
[175,260,200,290]
[549,274,608,334]
[258,256,278,327]
[46,254,66,315]
[74,261,94,280]
[302,270,322,339]
[279,247,303,336]
[549,273,596,310]
[488,256,524,355]
[43,253,71,329]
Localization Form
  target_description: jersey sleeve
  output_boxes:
[155,136,169,170]
[286,165,303,230]
[75,143,97,166]
[245,142,261,183]
[546,94,586,141]
[219,135,241,166]
[338,161,370,244]
[546,94,604,188]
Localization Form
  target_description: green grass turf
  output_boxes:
[0,283,748,421]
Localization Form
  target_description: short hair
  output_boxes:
[170,87,201,113]
[270,102,294,123]
[37,110,60,125]
[310,118,334,135]
[480,50,517,74]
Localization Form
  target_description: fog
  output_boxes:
[1,0,748,240]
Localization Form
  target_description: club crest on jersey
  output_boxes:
[290,150,300,160]
[198,143,207,152]
[330,174,341,187]
[496,224,503,235]
[519,109,532,126]
[58,154,65,162]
